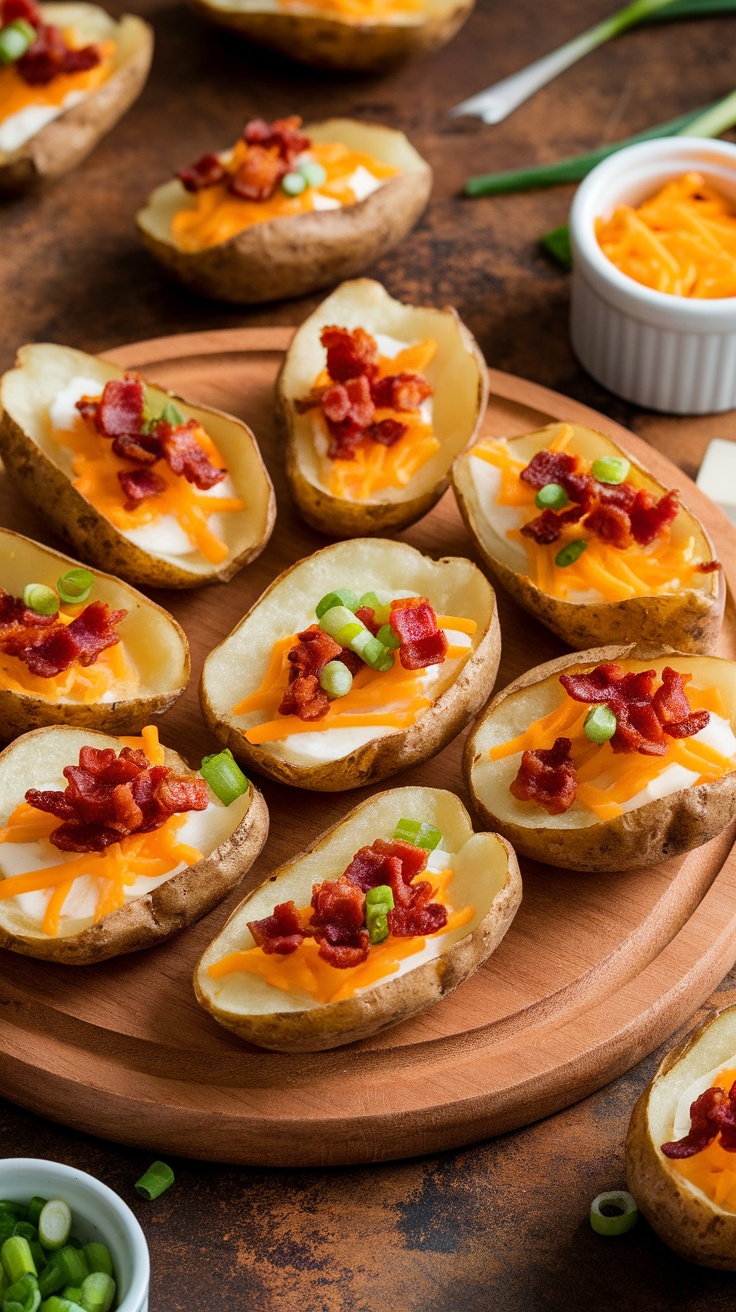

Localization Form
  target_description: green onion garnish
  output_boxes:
[63,1285,84,1304]
[299,160,327,188]
[38,1258,65,1299]
[0,19,36,65]
[315,590,359,620]
[82,1246,113,1279]
[589,1190,639,1236]
[319,606,393,671]
[319,660,353,699]
[540,224,573,270]
[3,1270,40,1312]
[392,819,443,851]
[24,1203,45,1232]
[592,456,631,485]
[37,1202,71,1254]
[584,706,617,745]
[555,539,587,568]
[358,592,392,625]
[78,1270,116,1312]
[56,569,94,606]
[1,1236,36,1284]
[282,171,306,196]
[134,1161,175,1201]
[22,584,59,616]
[534,482,569,510]
[365,884,394,944]
[376,623,400,650]
[200,749,249,806]
[160,402,183,426]
[55,1246,87,1285]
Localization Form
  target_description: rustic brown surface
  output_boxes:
[2,0,736,1303]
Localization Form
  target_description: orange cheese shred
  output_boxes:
[670,1067,736,1212]
[0,37,114,125]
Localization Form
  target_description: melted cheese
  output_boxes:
[669,1063,736,1212]
[0,37,114,151]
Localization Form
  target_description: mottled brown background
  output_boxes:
[2,0,736,1306]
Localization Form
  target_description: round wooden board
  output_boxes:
[1,327,736,1167]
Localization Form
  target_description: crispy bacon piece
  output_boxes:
[510,737,577,815]
[118,467,167,510]
[278,625,343,722]
[661,1081,736,1158]
[698,560,722,574]
[310,874,370,967]
[560,663,709,755]
[367,419,406,447]
[159,419,225,490]
[0,589,57,657]
[521,504,585,546]
[371,373,433,411]
[21,602,126,679]
[343,837,429,907]
[389,597,448,670]
[583,501,633,549]
[26,743,208,853]
[389,902,448,937]
[177,117,311,197]
[82,376,144,436]
[243,115,310,166]
[16,18,100,86]
[230,144,286,202]
[322,376,375,428]
[248,901,308,955]
[321,326,378,383]
[354,605,379,635]
[520,450,580,491]
[1,0,40,22]
[176,153,227,193]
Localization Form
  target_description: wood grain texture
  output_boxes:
[0,328,735,1165]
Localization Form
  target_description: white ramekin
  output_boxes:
[0,1158,150,1312]
[570,136,736,414]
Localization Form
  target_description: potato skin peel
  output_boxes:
[136,120,432,304]
[280,279,489,537]
[187,0,474,71]
[0,6,154,193]
[464,643,736,872]
[0,727,270,965]
[194,787,522,1051]
[626,1006,736,1269]
[452,424,724,654]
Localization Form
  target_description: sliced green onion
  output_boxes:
[81,1248,111,1280]
[62,1289,82,1305]
[24,1204,45,1232]
[319,660,353,699]
[282,171,306,196]
[555,539,587,568]
[134,1160,175,1201]
[200,748,249,806]
[0,1218,16,1243]
[319,606,393,671]
[38,1203,71,1254]
[376,624,401,650]
[56,570,94,605]
[540,224,573,270]
[22,585,59,616]
[29,1245,44,1276]
[0,1207,26,1221]
[365,885,394,944]
[534,482,569,510]
[38,1259,65,1299]
[299,160,327,188]
[416,823,442,851]
[315,590,359,620]
[78,1272,115,1312]
[590,1190,639,1235]
[358,592,391,625]
[0,19,36,65]
[392,818,443,851]
[3,1271,40,1312]
[160,402,183,426]
[592,456,630,485]
[584,705,617,744]
[54,1249,86,1286]
[11,1224,35,1243]
[366,884,394,910]
[40,1300,84,1312]
[1,1237,36,1284]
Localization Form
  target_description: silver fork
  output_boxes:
[449,0,679,124]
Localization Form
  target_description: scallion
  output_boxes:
[590,1190,639,1235]
[200,749,249,806]
[319,606,393,671]
[54,1249,86,1286]
[282,171,306,196]
[3,1270,40,1312]
[134,1161,175,1201]
[592,456,630,484]
[392,819,443,851]
[1,1237,36,1284]
[81,1248,111,1280]
[358,592,391,625]
[22,585,59,617]
[315,590,359,619]
[539,225,573,270]
[555,539,587,568]
[365,884,394,944]
[319,660,353,699]
[56,570,94,605]
[534,482,569,510]
[37,1203,71,1254]
[0,19,36,65]
[584,705,617,744]
[24,1205,45,1233]
[78,1271,115,1312]
[299,160,327,188]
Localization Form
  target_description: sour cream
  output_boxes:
[0,91,86,154]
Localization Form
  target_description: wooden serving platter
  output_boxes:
[1,327,735,1167]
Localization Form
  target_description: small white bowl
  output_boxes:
[0,1158,150,1312]
[569,136,736,414]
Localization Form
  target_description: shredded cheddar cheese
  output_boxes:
[596,173,736,298]
[670,1067,736,1212]
[276,0,422,20]
[0,606,136,702]
[0,37,115,127]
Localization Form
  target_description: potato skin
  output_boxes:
[465,644,736,872]
[0,732,270,965]
[0,12,153,194]
[187,0,474,70]
[626,1010,736,1270]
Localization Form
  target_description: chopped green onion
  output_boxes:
[160,402,183,426]
[3,1271,40,1312]
[590,1190,639,1235]
[11,1225,35,1244]
[299,160,327,188]
[61,1289,82,1305]
[22,585,59,617]
[54,1250,86,1287]
[0,1208,26,1222]
[38,1203,71,1254]
[376,624,401,650]
[584,705,617,744]
[366,884,395,910]
[80,1249,111,1281]
[315,590,359,620]
[416,823,442,851]
[199,748,249,806]
[365,885,394,944]
[0,1219,15,1244]
[319,606,393,671]
[134,1161,175,1201]
[592,456,630,485]
[358,592,391,625]
[28,1245,44,1276]
[392,819,443,850]
[56,570,94,605]
[40,1300,84,1312]
[534,482,569,510]
[555,539,587,568]
[37,1260,65,1300]
[0,19,36,65]
[282,171,306,196]
[24,1205,44,1233]
[78,1272,115,1312]
[539,225,573,270]
[319,660,353,699]
[2,1238,37,1284]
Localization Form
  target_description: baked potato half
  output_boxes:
[200,537,502,791]
[0,527,189,739]
[0,3,153,193]
[187,0,473,71]
[195,785,521,1051]
[281,278,488,537]
[136,118,432,304]
[452,421,724,654]
[0,724,269,964]
[0,343,276,589]
[627,1004,736,1269]
[465,644,736,872]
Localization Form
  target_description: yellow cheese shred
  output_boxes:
[0,37,115,125]
[670,1067,736,1212]
[0,606,137,702]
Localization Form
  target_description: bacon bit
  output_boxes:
[521,504,584,546]
[560,663,709,756]
[26,744,208,853]
[0,589,57,657]
[177,117,311,199]
[22,602,126,679]
[520,450,579,490]
[310,875,370,967]
[159,419,225,490]
[177,153,227,193]
[367,419,407,447]
[323,376,374,428]
[697,560,722,574]
[15,13,100,86]
[321,325,378,383]
[230,144,286,202]
[1,0,39,21]
[510,737,577,815]
[389,597,448,670]
[629,488,679,546]
[661,1081,736,1158]
[278,625,343,722]
[389,902,448,936]
[371,373,433,411]
[244,116,310,166]
[248,900,307,955]
[118,467,167,510]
